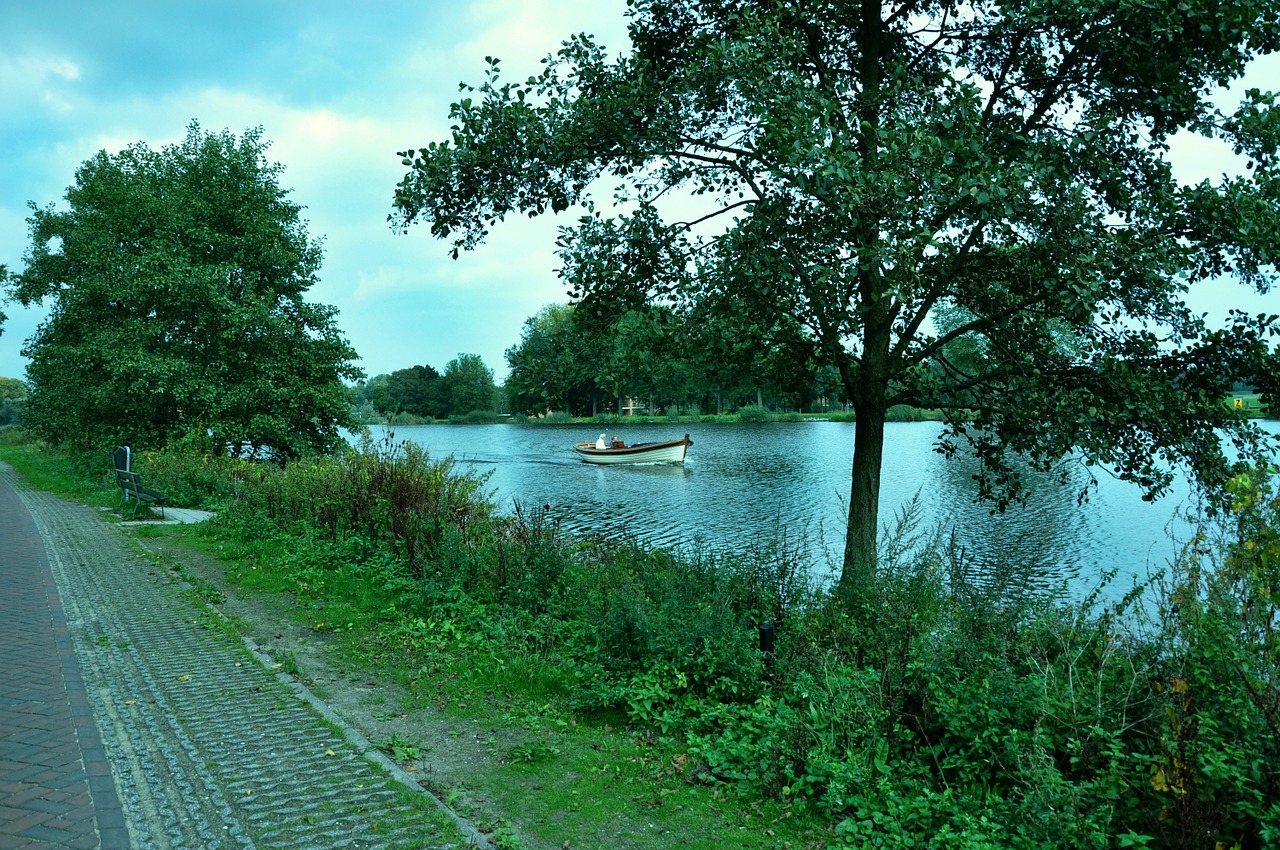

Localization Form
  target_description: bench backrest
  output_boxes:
[117,469,143,495]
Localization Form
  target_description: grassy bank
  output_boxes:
[359,393,1273,427]
[356,403,951,427]
[3,427,1278,849]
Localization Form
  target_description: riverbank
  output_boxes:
[2,428,1278,849]
[0,431,823,848]
[356,392,1273,427]
[354,404,946,427]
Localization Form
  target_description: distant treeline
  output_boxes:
[348,353,500,422]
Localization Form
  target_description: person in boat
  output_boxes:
[610,436,625,449]
[595,433,608,449]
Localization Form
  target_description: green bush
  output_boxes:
[735,404,774,422]
[231,432,496,579]
[136,432,257,510]
[449,409,500,424]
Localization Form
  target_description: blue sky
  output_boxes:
[1,2,1276,385]
[0,0,629,383]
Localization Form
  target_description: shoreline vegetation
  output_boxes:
[356,393,1273,427]
[2,426,1278,849]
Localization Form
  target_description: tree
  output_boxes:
[0,375,25,427]
[392,0,1280,600]
[505,303,594,415]
[442,353,498,415]
[0,377,26,401]
[9,122,362,459]
[385,364,446,418]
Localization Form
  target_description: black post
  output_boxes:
[759,620,776,683]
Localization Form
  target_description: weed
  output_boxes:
[503,742,561,764]
[277,650,300,677]
[378,733,428,761]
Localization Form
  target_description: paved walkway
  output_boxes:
[0,464,479,849]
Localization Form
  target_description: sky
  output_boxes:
[0,2,1276,385]
[0,0,630,384]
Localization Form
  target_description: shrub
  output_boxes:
[449,409,500,424]
[137,431,257,510]
[736,404,774,422]
[389,411,433,425]
[234,432,496,579]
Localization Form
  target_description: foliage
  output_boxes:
[391,0,1280,603]
[0,377,27,401]
[0,378,27,424]
[353,354,504,420]
[7,122,361,458]
[383,364,446,419]
[214,440,1280,846]
[10,430,1280,846]
[504,303,595,415]
[442,353,499,415]
[133,433,257,511]
[505,302,713,417]
[230,431,496,577]
[734,404,773,423]
[1132,468,1280,847]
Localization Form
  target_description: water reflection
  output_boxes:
[924,447,1095,597]
[372,419,1277,598]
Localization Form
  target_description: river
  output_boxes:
[366,419,1279,600]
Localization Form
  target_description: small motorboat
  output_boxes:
[573,435,693,465]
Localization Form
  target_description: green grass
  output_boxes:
[1229,391,1270,417]
[158,520,830,849]
[0,430,119,506]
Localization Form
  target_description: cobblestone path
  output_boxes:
[0,464,480,849]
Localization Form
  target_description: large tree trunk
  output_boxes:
[835,0,890,606]
[838,394,886,603]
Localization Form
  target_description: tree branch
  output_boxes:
[673,199,757,230]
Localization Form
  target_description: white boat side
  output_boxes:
[572,436,692,465]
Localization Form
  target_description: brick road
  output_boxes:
[0,463,482,849]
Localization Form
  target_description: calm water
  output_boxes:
[369,420,1279,598]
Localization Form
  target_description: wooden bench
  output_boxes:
[113,446,168,518]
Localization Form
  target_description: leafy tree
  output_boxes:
[9,122,362,459]
[362,373,392,415]
[0,377,27,401]
[392,0,1280,599]
[0,374,24,427]
[505,303,596,415]
[443,353,498,415]
[385,364,446,418]
[598,305,701,414]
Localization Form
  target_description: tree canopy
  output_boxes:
[503,300,821,416]
[442,352,499,415]
[384,364,447,419]
[392,0,1280,599]
[9,122,362,459]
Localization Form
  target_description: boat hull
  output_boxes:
[573,436,692,465]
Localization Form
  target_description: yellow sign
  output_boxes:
[1235,398,1244,409]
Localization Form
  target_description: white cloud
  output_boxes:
[0,53,78,119]
[457,0,630,71]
